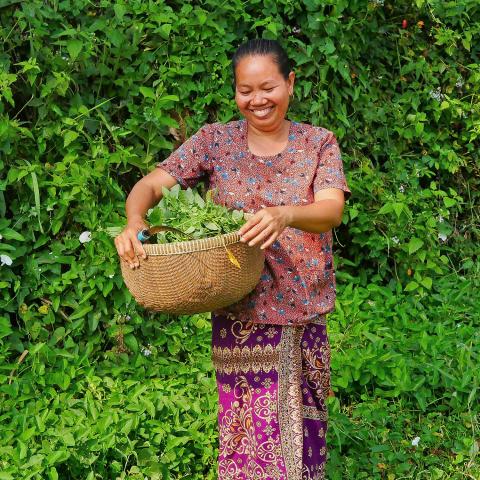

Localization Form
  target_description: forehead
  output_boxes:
[235,54,283,84]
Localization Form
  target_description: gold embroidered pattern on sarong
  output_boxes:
[278,326,305,480]
[212,344,280,375]
[303,406,328,421]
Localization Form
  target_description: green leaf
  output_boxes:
[63,130,79,147]
[408,238,424,254]
[421,277,433,289]
[393,202,404,218]
[266,22,277,35]
[204,222,219,230]
[124,334,138,353]
[113,4,127,21]
[31,171,44,233]
[404,281,419,292]
[0,228,25,241]
[69,305,93,320]
[443,197,456,208]
[66,39,83,61]
[48,467,58,480]
[378,203,393,214]
[139,86,156,99]
[158,24,172,40]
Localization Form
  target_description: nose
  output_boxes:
[250,92,267,106]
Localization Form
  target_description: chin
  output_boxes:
[244,111,280,125]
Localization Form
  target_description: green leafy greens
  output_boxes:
[146,185,247,243]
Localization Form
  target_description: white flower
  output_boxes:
[392,236,400,244]
[292,26,301,34]
[438,232,447,242]
[399,184,405,193]
[141,346,152,357]
[437,215,444,223]
[0,254,12,266]
[411,436,420,447]
[429,87,444,102]
[79,231,92,243]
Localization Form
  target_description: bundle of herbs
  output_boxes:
[149,185,247,243]
[107,184,247,243]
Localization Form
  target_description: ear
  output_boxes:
[287,71,295,95]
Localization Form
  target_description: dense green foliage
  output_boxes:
[0,0,478,478]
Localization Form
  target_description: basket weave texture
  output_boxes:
[120,232,265,314]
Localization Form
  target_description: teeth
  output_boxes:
[251,107,273,118]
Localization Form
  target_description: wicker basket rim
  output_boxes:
[142,231,244,256]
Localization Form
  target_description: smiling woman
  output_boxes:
[115,38,351,480]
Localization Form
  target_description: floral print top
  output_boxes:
[157,119,351,326]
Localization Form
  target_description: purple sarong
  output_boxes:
[211,313,331,480]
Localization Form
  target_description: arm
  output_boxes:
[115,168,178,269]
[285,188,345,233]
[238,188,346,249]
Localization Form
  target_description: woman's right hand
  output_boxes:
[114,218,148,269]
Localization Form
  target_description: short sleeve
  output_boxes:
[157,124,213,189]
[313,131,351,201]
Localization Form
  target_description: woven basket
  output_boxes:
[120,231,265,314]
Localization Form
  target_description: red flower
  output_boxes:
[402,19,408,29]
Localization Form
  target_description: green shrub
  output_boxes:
[1,0,478,478]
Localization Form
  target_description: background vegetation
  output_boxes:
[0,0,478,478]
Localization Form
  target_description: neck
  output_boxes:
[247,119,290,139]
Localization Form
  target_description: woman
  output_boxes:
[115,39,351,480]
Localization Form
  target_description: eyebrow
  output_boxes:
[236,80,278,88]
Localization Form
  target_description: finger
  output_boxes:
[260,232,278,250]
[247,225,273,247]
[122,239,139,268]
[132,234,147,259]
[116,237,126,258]
[240,218,270,243]
[238,212,262,237]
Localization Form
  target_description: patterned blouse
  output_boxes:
[157,119,351,326]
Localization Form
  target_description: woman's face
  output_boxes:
[234,55,295,132]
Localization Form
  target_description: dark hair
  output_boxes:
[232,39,292,85]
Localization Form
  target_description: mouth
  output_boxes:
[249,106,274,118]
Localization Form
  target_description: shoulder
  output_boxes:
[292,121,338,149]
[198,120,244,144]
[203,119,243,135]
[293,121,334,141]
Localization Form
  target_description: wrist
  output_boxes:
[283,205,295,228]
[127,215,147,229]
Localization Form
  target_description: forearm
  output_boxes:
[125,180,158,224]
[285,200,343,234]
[125,167,178,225]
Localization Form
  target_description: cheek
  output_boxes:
[274,92,289,109]
[235,95,249,110]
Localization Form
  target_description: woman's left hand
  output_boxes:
[238,206,291,250]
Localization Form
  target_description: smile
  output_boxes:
[249,106,274,118]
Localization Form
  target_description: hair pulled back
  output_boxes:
[232,39,292,85]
